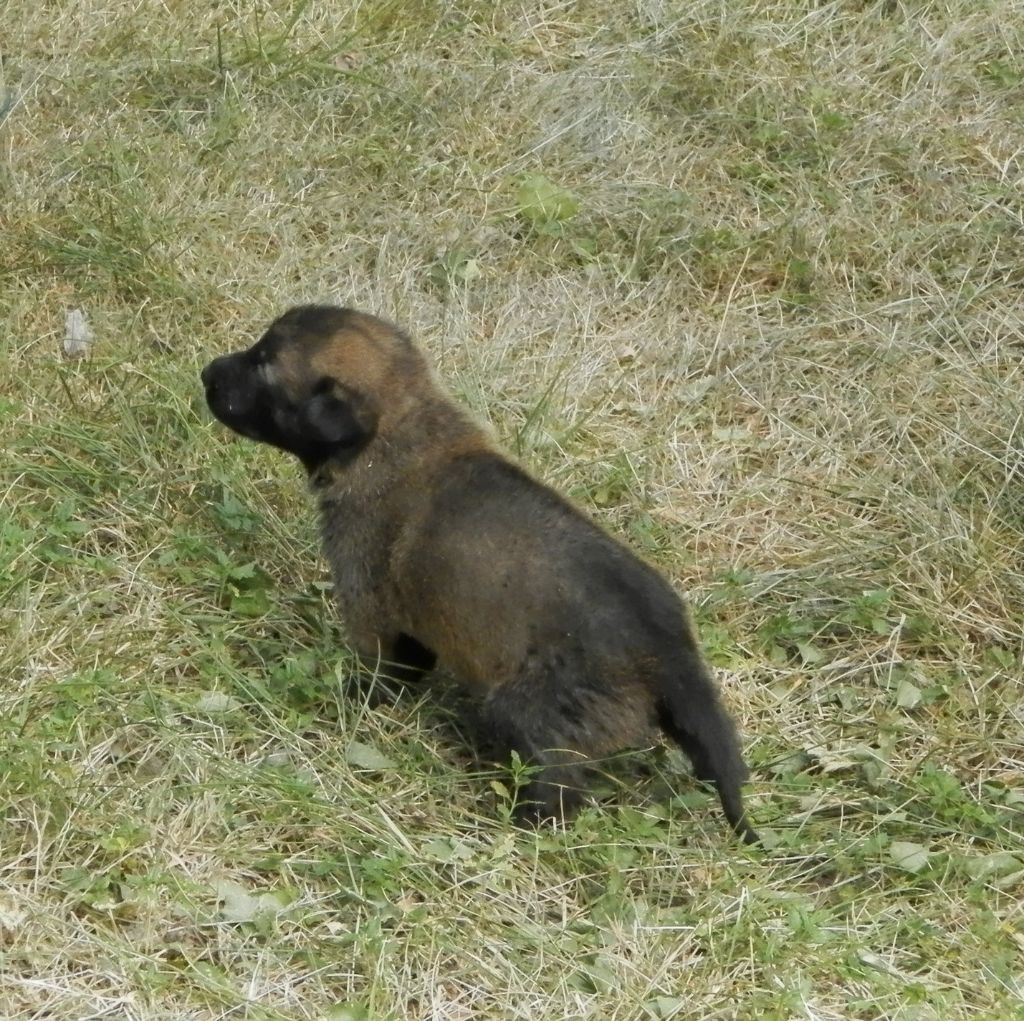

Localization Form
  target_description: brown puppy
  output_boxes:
[202,305,758,842]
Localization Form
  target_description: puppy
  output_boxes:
[202,305,758,842]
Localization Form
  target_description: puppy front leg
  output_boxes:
[347,626,437,684]
[387,632,438,682]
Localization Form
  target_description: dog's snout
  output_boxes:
[202,351,263,434]
[201,355,232,391]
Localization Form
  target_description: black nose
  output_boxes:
[201,360,218,389]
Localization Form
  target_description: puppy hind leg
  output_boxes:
[480,689,588,824]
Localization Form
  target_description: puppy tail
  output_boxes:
[657,649,759,845]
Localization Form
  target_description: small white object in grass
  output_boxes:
[345,739,396,770]
[895,678,923,709]
[0,893,27,938]
[63,307,92,358]
[258,749,292,768]
[194,691,243,715]
[856,950,906,979]
[214,880,291,924]
[889,840,931,874]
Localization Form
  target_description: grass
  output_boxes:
[1,0,1022,1017]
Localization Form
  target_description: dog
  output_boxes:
[201,305,758,842]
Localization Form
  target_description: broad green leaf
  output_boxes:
[516,173,578,227]
[889,841,930,874]
[215,880,291,924]
[645,995,685,1018]
[194,692,243,714]
[962,851,1023,880]
[345,740,396,770]
[895,679,922,709]
[327,1006,369,1021]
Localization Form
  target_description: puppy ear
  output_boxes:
[301,383,377,447]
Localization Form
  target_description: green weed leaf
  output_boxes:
[895,679,923,709]
[645,995,685,1018]
[889,841,931,874]
[345,740,396,770]
[194,691,244,715]
[516,173,578,229]
[215,880,292,925]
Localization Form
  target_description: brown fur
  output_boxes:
[201,305,758,841]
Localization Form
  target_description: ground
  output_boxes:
[1,2,1022,1019]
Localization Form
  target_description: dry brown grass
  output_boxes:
[1,1,1022,1018]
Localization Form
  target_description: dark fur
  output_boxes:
[202,305,758,842]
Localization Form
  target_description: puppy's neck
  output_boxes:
[310,392,493,496]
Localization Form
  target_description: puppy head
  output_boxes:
[202,305,422,473]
